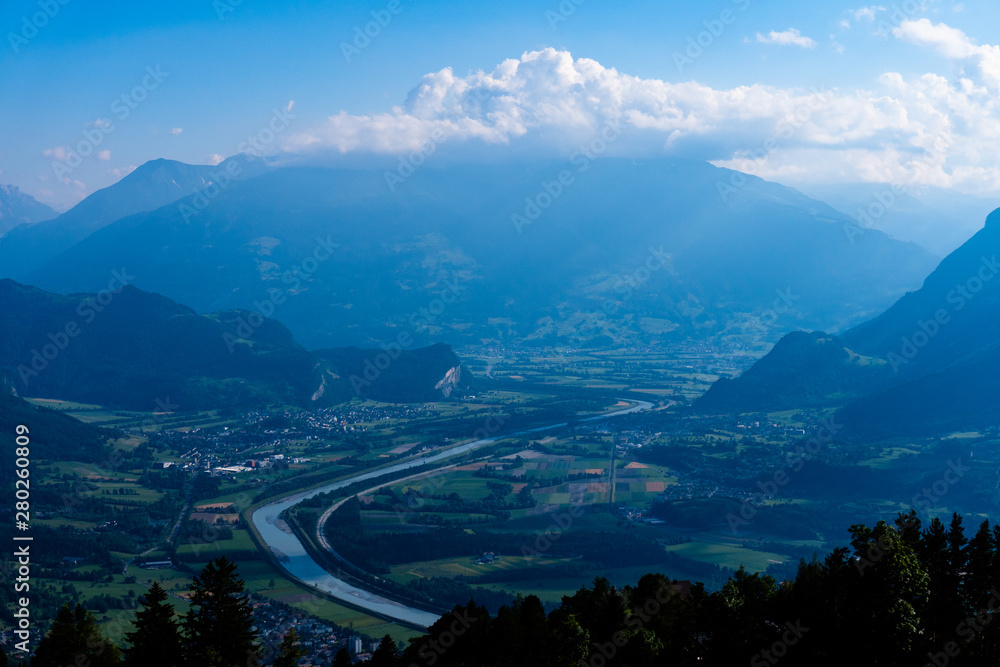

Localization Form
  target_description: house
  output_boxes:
[142,560,173,569]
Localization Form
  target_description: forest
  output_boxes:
[10,511,1000,666]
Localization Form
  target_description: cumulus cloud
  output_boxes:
[284,41,1000,195]
[755,28,818,48]
[894,18,1000,90]
[170,127,184,135]
[97,150,111,160]
[208,153,225,165]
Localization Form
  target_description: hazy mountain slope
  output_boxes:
[0,280,469,411]
[0,184,58,236]
[796,183,999,256]
[0,279,334,411]
[0,392,111,471]
[21,157,938,349]
[315,343,471,403]
[697,208,1000,434]
[0,156,267,278]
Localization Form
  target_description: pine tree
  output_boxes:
[918,516,951,645]
[184,557,260,667]
[125,581,184,667]
[332,647,353,667]
[369,633,400,667]
[273,628,305,667]
[32,604,122,667]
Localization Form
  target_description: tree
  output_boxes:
[369,633,400,667]
[273,628,305,667]
[125,581,184,667]
[332,647,353,667]
[32,604,122,667]
[850,521,929,664]
[184,557,260,667]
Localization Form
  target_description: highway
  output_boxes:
[250,399,653,628]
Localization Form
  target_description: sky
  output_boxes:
[1,0,997,209]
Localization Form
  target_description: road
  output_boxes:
[250,399,653,629]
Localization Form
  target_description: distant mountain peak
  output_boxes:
[0,184,59,236]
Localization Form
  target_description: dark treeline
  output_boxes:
[11,512,1000,666]
[405,511,1000,666]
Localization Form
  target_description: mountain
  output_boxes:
[0,184,58,236]
[315,343,471,403]
[14,157,938,349]
[796,182,999,256]
[0,391,111,469]
[0,280,468,411]
[0,156,268,278]
[697,208,1000,435]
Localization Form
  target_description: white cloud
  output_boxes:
[97,150,111,161]
[110,165,137,179]
[286,100,295,113]
[170,127,184,135]
[755,28,818,48]
[894,19,1000,89]
[853,6,886,21]
[208,153,225,165]
[42,146,70,161]
[284,45,1000,195]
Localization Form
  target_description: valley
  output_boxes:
[10,335,999,656]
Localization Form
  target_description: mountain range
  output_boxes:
[0,184,58,236]
[698,208,1000,435]
[0,156,268,278]
[0,156,939,350]
[0,280,469,411]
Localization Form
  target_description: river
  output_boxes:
[250,399,653,628]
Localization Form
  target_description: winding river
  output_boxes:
[250,399,653,628]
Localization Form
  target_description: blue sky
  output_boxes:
[1,0,995,209]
